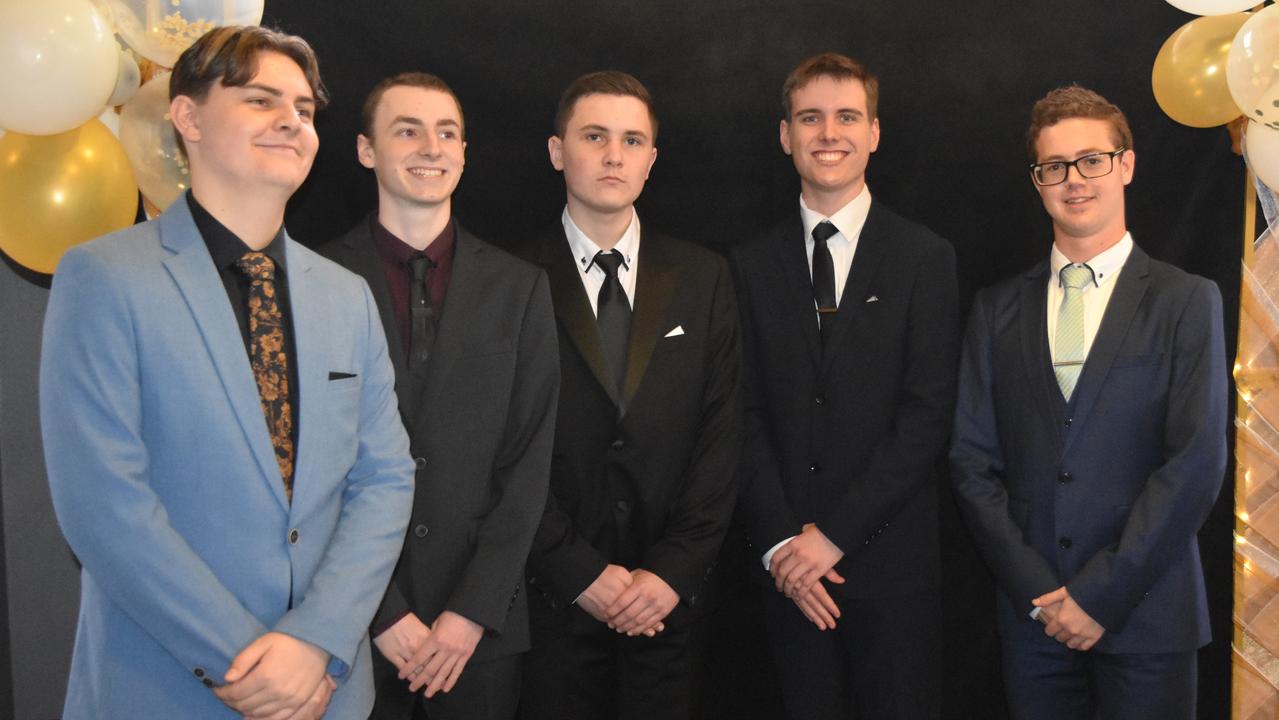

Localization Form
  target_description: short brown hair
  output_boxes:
[782,53,879,121]
[169,25,328,155]
[1027,85,1132,161]
[554,71,658,142]
[361,72,464,140]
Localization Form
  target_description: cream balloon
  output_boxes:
[1152,13,1251,128]
[1166,0,1261,15]
[106,0,264,67]
[1247,121,1279,194]
[118,72,189,210]
[0,0,119,135]
[108,48,142,107]
[1228,5,1279,119]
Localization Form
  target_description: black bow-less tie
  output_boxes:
[811,220,838,342]
[592,250,631,393]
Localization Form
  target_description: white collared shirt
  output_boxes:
[562,206,640,317]
[799,186,873,311]
[1046,232,1133,362]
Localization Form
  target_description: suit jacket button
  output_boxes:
[810,463,820,473]
[615,500,630,513]
[1058,537,1072,549]
[611,439,625,451]
[202,677,214,688]
[1064,417,1073,427]
[814,394,825,405]
[415,456,427,469]
[1057,471,1072,484]
[193,667,205,678]
[414,524,429,538]
[689,594,698,607]
[288,528,299,545]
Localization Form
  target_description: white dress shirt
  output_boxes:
[1046,232,1133,361]
[562,206,640,317]
[760,187,874,571]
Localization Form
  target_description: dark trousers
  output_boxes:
[519,622,693,720]
[1001,626,1197,720]
[762,586,941,720]
[371,652,522,720]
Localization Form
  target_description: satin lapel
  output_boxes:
[539,227,619,406]
[158,201,288,511]
[620,230,677,414]
[1017,260,1065,451]
[1063,248,1151,454]
[819,202,888,378]
[411,222,481,430]
[282,237,324,514]
[338,218,411,424]
[775,214,821,368]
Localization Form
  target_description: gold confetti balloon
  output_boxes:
[105,0,265,68]
[119,72,188,211]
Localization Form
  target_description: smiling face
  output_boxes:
[548,93,657,221]
[171,51,319,200]
[781,75,880,216]
[1032,117,1133,248]
[358,85,466,212]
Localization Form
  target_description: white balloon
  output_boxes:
[107,0,265,68]
[108,48,142,107]
[1229,5,1279,118]
[0,0,119,135]
[1167,0,1262,15]
[97,107,121,138]
[119,72,189,211]
[1247,121,1279,194]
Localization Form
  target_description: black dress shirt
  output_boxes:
[369,215,456,359]
[187,191,299,448]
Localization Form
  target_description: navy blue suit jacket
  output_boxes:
[950,244,1227,654]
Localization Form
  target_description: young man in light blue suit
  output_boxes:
[39,26,415,719]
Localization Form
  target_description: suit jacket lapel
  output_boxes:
[775,215,822,368]
[819,201,889,377]
[620,229,677,413]
[1018,260,1066,451]
[158,199,288,511]
[539,226,620,406]
[283,237,322,513]
[1063,247,1152,454]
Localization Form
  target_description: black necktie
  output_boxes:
[408,253,437,379]
[593,250,631,393]
[811,220,838,342]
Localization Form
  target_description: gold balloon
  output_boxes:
[0,119,138,274]
[1152,12,1251,128]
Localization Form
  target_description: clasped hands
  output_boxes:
[577,564,679,637]
[770,523,846,631]
[213,631,334,720]
[1032,586,1105,651]
[373,609,485,699]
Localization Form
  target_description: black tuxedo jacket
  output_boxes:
[320,217,559,661]
[732,201,959,598]
[950,245,1226,654]
[523,223,742,634]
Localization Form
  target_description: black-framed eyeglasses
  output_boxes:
[1029,147,1126,186]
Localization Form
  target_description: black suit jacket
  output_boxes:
[523,223,743,634]
[320,217,559,661]
[950,245,1226,654]
[731,200,959,598]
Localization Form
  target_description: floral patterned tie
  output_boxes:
[236,251,294,501]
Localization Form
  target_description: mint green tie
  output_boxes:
[1054,264,1094,402]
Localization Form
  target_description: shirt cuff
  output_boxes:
[1029,606,1042,621]
[761,536,798,572]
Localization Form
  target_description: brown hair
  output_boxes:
[782,53,879,121]
[1027,85,1132,161]
[554,71,658,142]
[361,72,464,139]
[169,25,328,155]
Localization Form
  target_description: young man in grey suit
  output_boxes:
[732,53,958,720]
[950,86,1227,720]
[40,26,415,719]
[320,72,559,720]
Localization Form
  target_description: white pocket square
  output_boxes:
[664,325,685,338]
[865,295,880,303]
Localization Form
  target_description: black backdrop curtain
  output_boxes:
[261,2,1243,717]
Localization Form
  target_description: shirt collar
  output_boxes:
[370,214,457,268]
[187,190,288,276]
[561,206,640,274]
[799,185,872,245]
[1049,232,1133,288]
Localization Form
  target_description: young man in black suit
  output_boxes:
[320,72,560,720]
[518,71,742,720]
[731,53,959,720]
[950,86,1226,720]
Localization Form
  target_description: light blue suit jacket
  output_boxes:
[40,197,416,718]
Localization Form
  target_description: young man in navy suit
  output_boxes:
[950,85,1227,720]
[732,52,959,720]
[518,71,742,720]
[320,72,559,720]
[41,26,415,719]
